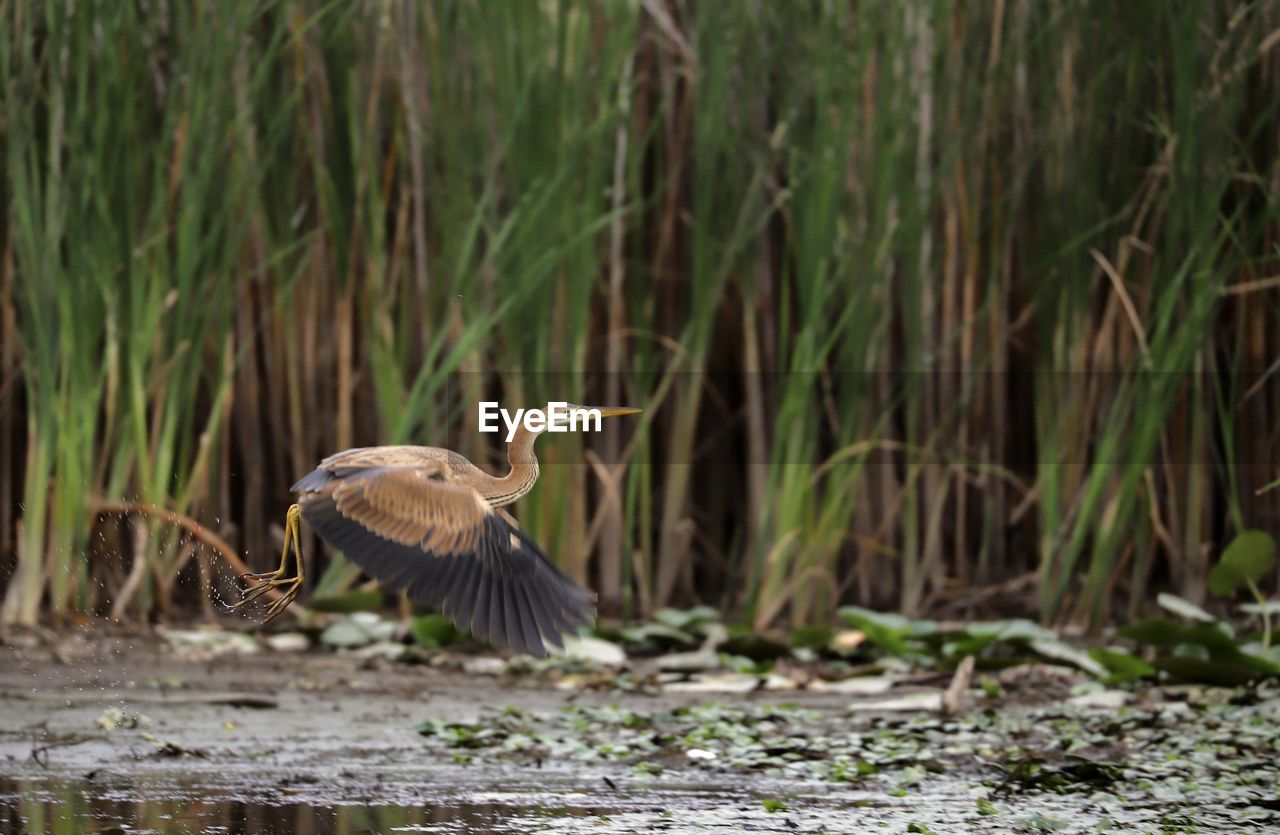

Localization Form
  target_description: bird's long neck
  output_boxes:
[481,425,540,507]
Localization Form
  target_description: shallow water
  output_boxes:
[5,776,610,834]
[2,773,858,834]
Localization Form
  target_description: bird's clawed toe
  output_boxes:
[232,503,305,624]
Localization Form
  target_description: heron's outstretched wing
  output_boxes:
[293,465,594,657]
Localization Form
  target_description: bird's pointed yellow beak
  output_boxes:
[585,406,641,418]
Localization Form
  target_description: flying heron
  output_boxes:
[235,404,640,657]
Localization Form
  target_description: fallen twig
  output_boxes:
[942,655,975,717]
[28,730,102,768]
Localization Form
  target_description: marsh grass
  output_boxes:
[2,1,1278,630]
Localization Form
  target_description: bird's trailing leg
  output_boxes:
[234,504,304,624]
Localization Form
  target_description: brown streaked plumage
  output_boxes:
[236,405,640,658]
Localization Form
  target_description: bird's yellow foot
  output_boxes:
[234,504,304,625]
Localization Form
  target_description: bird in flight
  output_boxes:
[235,405,640,657]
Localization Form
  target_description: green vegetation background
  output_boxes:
[2,1,1278,630]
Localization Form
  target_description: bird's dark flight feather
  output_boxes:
[295,468,594,658]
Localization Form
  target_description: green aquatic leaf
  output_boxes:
[1021,813,1070,832]
[1029,639,1107,677]
[619,622,698,647]
[1238,600,1280,616]
[836,606,935,657]
[837,606,913,633]
[1156,592,1216,623]
[788,625,835,651]
[978,675,1003,698]
[721,627,790,661]
[1088,648,1156,683]
[1210,530,1277,596]
[936,620,1057,663]
[410,613,462,648]
[653,606,721,631]
[1117,619,1237,654]
[962,619,1058,643]
[306,587,383,613]
[1152,656,1265,687]
[719,653,774,675]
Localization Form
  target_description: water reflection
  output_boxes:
[2,777,607,834]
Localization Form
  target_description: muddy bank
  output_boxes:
[2,632,1279,833]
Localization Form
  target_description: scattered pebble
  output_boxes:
[762,673,798,691]
[462,657,509,676]
[556,636,627,667]
[662,673,758,693]
[264,632,310,652]
[157,628,261,657]
[320,612,397,648]
[847,690,944,712]
[353,640,408,661]
[1066,689,1129,709]
[809,675,896,695]
[652,648,720,672]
